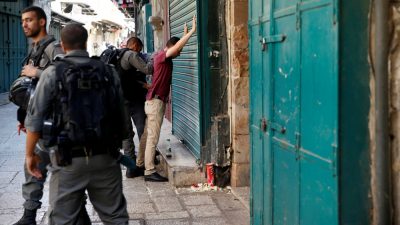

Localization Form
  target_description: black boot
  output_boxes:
[13,208,37,225]
[126,168,135,178]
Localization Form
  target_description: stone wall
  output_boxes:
[32,0,51,31]
[226,0,250,187]
[389,4,400,225]
[370,3,400,224]
[151,0,167,52]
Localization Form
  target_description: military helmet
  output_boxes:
[9,76,37,110]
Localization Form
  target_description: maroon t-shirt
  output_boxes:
[146,50,173,102]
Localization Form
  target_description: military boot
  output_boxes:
[13,208,37,225]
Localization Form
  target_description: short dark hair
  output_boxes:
[127,37,143,47]
[61,23,88,50]
[22,6,47,23]
[166,37,180,48]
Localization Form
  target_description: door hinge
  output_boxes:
[333,0,337,25]
[331,144,338,177]
[260,37,267,51]
[295,132,301,160]
[296,3,301,30]
[260,118,267,132]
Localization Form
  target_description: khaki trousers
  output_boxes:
[137,99,165,175]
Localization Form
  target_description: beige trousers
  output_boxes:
[137,99,165,175]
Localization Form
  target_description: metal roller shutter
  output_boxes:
[169,0,200,158]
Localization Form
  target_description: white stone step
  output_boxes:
[157,120,206,187]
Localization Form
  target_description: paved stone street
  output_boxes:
[0,103,250,225]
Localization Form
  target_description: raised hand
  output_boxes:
[191,15,196,33]
[184,22,188,35]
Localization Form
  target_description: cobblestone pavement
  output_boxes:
[0,103,250,225]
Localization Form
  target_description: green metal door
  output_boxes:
[169,0,201,158]
[0,0,28,94]
[249,0,338,224]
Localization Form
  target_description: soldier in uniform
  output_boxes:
[118,37,153,178]
[12,6,74,225]
[24,23,129,225]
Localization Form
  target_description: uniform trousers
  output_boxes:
[22,146,49,210]
[122,100,146,160]
[48,154,128,225]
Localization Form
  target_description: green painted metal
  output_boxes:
[169,0,201,158]
[339,0,372,224]
[144,4,154,53]
[197,0,210,159]
[0,0,28,94]
[249,0,339,224]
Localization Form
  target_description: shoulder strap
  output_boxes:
[117,49,130,64]
[30,37,56,66]
[114,48,128,72]
[117,49,135,72]
[119,48,130,58]
[53,59,71,91]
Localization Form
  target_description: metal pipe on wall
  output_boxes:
[134,2,138,37]
[374,0,392,223]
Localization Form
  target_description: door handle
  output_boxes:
[271,126,286,134]
[268,120,286,134]
[260,34,286,51]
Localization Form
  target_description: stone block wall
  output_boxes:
[371,4,400,224]
[389,4,400,225]
[151,0,168,52]
[226,0,250,187]
[32,0,51,31]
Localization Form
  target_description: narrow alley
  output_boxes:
[0,103,250,225]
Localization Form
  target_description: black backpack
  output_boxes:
[100,46,148,101]
[45,57,124,154]
[99,45,128,67]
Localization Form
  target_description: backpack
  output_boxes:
[99,45,128,67]
[44,57,124,157]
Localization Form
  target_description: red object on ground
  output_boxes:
[206,163,215,186]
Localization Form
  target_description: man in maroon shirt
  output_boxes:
[137,16,196,182]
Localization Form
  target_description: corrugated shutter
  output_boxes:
[49,23,62,41]
[169,0,200,158]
